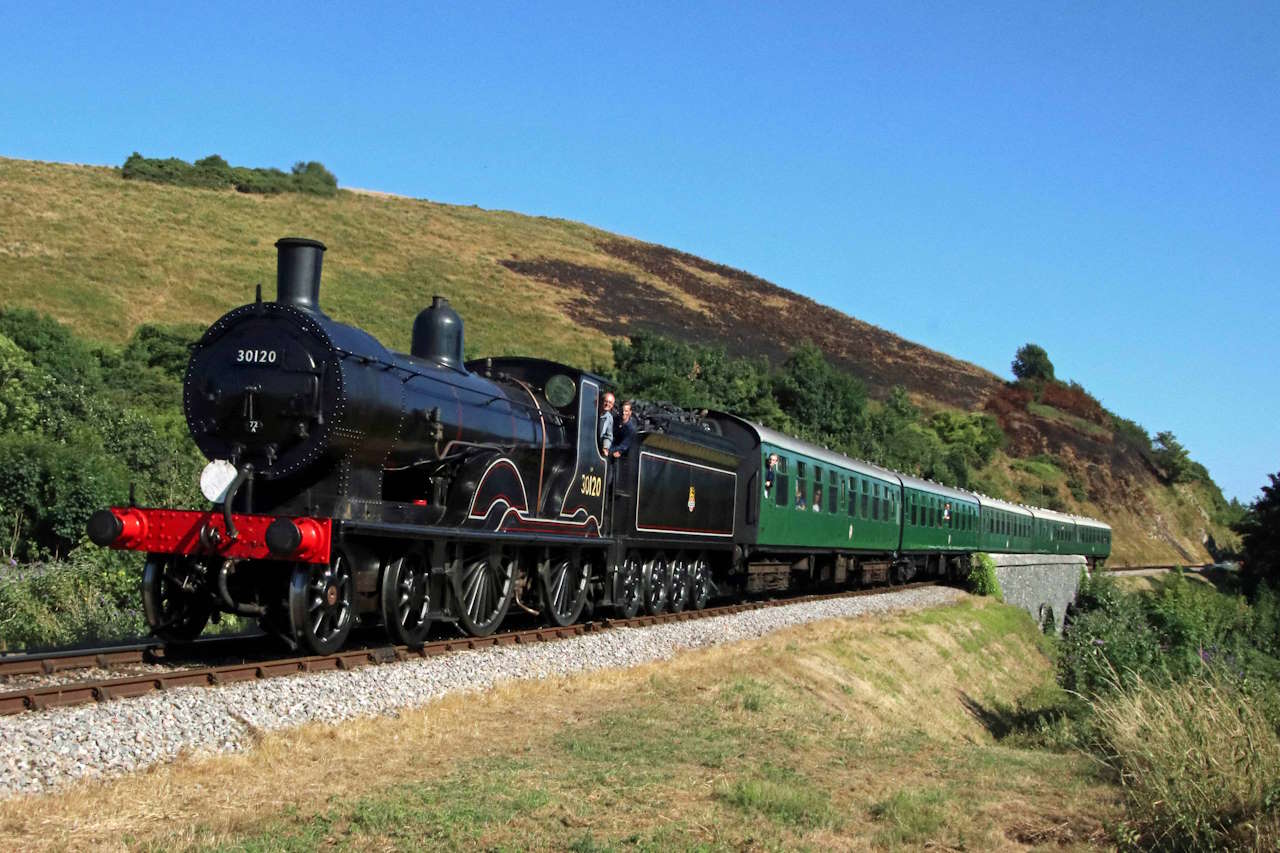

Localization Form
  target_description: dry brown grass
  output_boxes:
[0,598,1119,851]
[1094,674,1280,850]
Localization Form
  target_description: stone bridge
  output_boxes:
[989,553,1087,633]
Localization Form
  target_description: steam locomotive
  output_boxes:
[89,237,1110,654]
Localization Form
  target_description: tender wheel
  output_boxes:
[642,552,670,616]
[381,552,432,647]
[142,554,212,642]
[454,546,517,637]
[542,553,587,627]
[614,552,643,618]
[289,554,355,655]
[668,554,691,614]
[690,555,712,610]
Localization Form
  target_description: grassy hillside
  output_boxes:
[0,156,1235,563]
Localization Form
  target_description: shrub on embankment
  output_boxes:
[965,552,1002,600]
[1021,570,1280,850]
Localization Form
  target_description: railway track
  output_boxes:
[1105,563,1213,574]
[0,582,940,717]
[0,631,265,679]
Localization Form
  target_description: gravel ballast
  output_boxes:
[0,585,965,798]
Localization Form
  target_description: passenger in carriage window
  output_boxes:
[764,453,778,497]
[794,482,806,510]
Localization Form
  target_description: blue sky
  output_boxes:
[3,2,1276,502]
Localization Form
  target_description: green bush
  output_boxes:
[1060,571,1280,698]
[0,547,147,650]
[0,332,44,432]
[121,152,338,196]
[0,433,130,560]
[0,312,203,559]
[966,553,1002,600]
[0,307,101,388]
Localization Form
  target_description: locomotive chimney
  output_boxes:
[275,237,327,312]
[411,296,465,371]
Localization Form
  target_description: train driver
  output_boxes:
[599,392,615,455]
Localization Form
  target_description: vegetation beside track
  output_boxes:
[1028,570,1280,849]
[0,598,1123,850]
[4,575,1278,849]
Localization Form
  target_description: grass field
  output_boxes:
[0,598,1120,851]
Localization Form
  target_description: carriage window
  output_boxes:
[861,481,869,518]
[812,466,823,510]
[773,456,790,507]
[828,470,838,513]
[910,497,917,526]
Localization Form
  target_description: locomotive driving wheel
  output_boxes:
[289,553,354,655]
[454,546,516,637]
[689,554,712,610]
[142,554,212,642]
[542,553,588,627]
[642,552,670,616]
[380,552,432,647]
[668,553,691,614]
[614,552,644,618]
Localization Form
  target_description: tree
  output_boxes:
[772,342,867,450]
[1011,343,1054,382]
[1236,473,1280,591]
[1151,431,1194,484]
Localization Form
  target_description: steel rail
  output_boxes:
[0,632,265,678]
[0,582,938,717]
[1105,564,1214,573]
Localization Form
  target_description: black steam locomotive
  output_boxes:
[89,238,746,653]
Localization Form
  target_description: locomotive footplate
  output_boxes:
[336,518,614,549]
